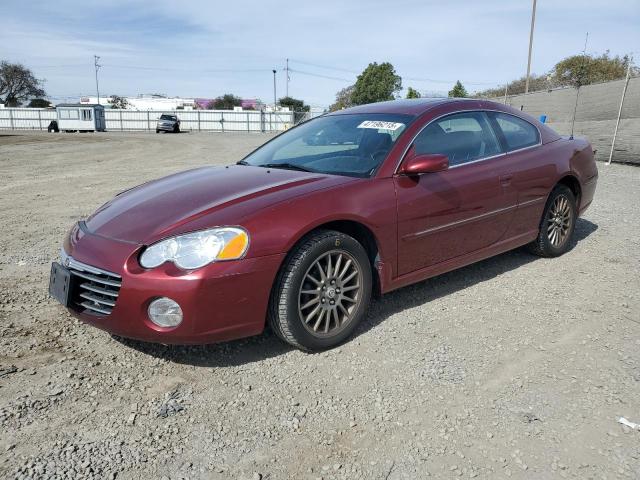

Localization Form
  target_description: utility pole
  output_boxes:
[570,33,589,139]
[608,58,633,165]
[94,55,101,104]
[272,69,277,109]
[503,84,508,104]
[285,58,290,97]
[524,0,537,94]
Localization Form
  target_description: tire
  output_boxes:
[527,184,577,257]
[269,230,372,351]
[156,129,160,133]
[173,125,180,133]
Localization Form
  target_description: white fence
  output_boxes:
[0,108,295,132]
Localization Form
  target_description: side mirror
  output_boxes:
[399,149,449,175]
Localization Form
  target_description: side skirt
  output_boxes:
[382,230,538,294]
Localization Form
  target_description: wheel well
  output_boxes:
[305,220,382,296]
[558,175,581,205]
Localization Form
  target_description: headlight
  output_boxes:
[139,227,249,270]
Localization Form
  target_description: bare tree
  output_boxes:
[0,61,45,107]
[329,85,355,111]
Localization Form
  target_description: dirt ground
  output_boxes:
[1,131,639,480]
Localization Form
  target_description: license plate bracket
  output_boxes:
[49,262,73,307]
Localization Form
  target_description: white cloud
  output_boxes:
[1,0,638,105]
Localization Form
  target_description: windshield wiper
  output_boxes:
[259,162,315,173]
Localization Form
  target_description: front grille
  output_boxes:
[61,250,122,316]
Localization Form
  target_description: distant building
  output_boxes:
[194,98,262,110]
[79,94,262,111]
[80,94,196,111]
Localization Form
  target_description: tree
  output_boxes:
[109,95,129,109]
[475,74,550,97]
[28,98,51,108]
[448,80,468,98]
[208,94,242,110]
[475,51,637,98]
[0,61,45,107]
[406,87,421,99]
[278,96,310,112]
[351,62,402,105]
[329,85,355,111]
[550,51,634,88]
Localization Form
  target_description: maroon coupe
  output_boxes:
[49,98,598,351]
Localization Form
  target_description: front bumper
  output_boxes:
[60,225,284,344]
[156,123,177,131]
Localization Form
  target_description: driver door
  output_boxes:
[394,111,516,276]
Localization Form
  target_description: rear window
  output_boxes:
[492,113,540,151]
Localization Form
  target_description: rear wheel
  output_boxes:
[528,184,577,257]
[269,230,372,351]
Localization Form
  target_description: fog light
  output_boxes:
[148,297,183,328]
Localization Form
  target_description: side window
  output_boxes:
[493,113,539,151]
[412,111,501,166]
[81,109,92,121]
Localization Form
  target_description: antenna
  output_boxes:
[570,33,588,139]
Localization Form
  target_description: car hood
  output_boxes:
[84,165,354,244]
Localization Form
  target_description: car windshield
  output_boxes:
[240,113,413,177]
[160,115,176,120]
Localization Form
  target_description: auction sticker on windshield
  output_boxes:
[357,120,405,131]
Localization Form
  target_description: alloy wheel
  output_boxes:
[298,250,363,337]
[547,194,573,247]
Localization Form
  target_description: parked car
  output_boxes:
[156,114,180,133]
[49,98,598,351]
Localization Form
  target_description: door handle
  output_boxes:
[500,174,513,186]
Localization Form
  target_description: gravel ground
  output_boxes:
[1,131,639,480]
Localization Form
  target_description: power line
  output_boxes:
[30,59,500,88]
[287,68,352,82]
[289,58,495,86]
[288,59,360,74]
[29,64,90,69]
[102,64,268,73]
[403,75,495,86]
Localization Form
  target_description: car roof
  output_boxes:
[328,98,503,117]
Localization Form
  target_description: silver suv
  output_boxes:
[156,114,180,133]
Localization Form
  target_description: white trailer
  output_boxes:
[55,104,106,132]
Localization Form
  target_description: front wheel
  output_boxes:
[269,230,372,351]
[527,184,577,257]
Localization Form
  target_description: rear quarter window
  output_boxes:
[493,113,540,151]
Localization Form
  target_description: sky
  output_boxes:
[1,0,639,107]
